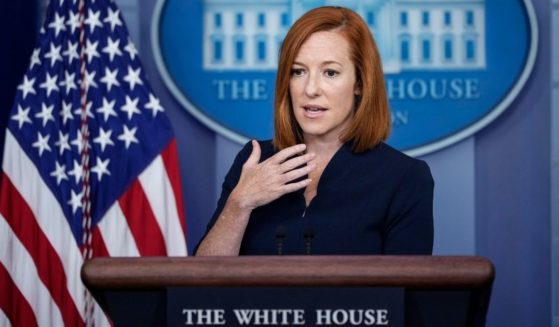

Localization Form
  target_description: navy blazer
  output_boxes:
[198,140,434,255]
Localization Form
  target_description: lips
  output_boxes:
[302,104,327,118]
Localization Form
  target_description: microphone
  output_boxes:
[275,226,287,255]
[304,227,315,255]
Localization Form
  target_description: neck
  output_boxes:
[304,136,344,159]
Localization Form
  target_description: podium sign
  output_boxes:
[167,287,404,326]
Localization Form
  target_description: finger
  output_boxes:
[281,163,316,183]
[280,152,316,173]
[244,140,261,166]
[281,178,312,194]
[269,143,307,164]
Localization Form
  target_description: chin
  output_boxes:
[299,125,325,136]
[301,128,332,139]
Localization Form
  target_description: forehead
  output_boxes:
[295,31,352,64]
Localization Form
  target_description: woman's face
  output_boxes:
[289,30,360,143]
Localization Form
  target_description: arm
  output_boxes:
[383,160,434,255]
[196,141,316,256]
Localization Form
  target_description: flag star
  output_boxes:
[44,42,63,66]
[102,37,123,61]
[91,157,111,181]
[84,9,103,33]
[145,94,164,117]
[60,71,77,94]
[120,95,141,120]
[74,101,94,120]
[48,12,66,37]
[84,39,100,63]
[68,189,83,214]
[30,48,41,69]
[11,105,32,129]
[123,66,143,90]
[50,161,68,185]
[93,128,115,152]
[124,38,138,60]
[118,125,139,149]
[17,75,36,99]
[35,103,55,127]
[83,70,98,91]
[32,132,51,156]
[55,130,71,155]
[60,100,74,125]
[71,130,91,154]
[63,41,79,64]
[39,73,60,97]
[66,10,80,33]
[100,67,120,91]
[104,7,123,31]
[68,160,83,184]
[96,97,117,122]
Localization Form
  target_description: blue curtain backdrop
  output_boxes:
[0,1,38,176]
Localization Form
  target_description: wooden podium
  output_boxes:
[82,256,494,326]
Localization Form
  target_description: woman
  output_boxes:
[196,6,434,256]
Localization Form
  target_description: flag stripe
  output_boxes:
[0,174,84,326]
[139,153,187,255]
[97,201,140,257]
[0,264,36,327]
[118,180,167,256]
[2,131,85,313]
[161,140,187,237]
[91,226,110,258]
[0,215,65,327]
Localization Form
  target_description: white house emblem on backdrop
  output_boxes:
[202,0,486,73]
[153,0,537,156]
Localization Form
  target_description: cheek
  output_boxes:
[338,85,358,108]
[289,80,302,97]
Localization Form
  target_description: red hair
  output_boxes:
[273,6,391,153]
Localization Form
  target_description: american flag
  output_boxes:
[0,0,188,326]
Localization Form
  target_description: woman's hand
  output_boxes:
[196,140,315,256]
[229,140,316,211]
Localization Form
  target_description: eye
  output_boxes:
[324,69,339,78]
[291,68,305,77]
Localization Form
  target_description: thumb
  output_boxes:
[244,140,261,166]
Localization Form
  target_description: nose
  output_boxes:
[304,72,321,97]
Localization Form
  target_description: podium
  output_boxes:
[82,256,494,326]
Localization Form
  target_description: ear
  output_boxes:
[354,78,362,96]
[354,84,362,96]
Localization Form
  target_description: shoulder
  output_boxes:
[369,142,418,163]
[359,142,433,184]
[382,143,433,186]
[374,142,427,165]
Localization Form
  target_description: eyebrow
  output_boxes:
[292,60,343,67]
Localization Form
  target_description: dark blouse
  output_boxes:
[197,140,434,255]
